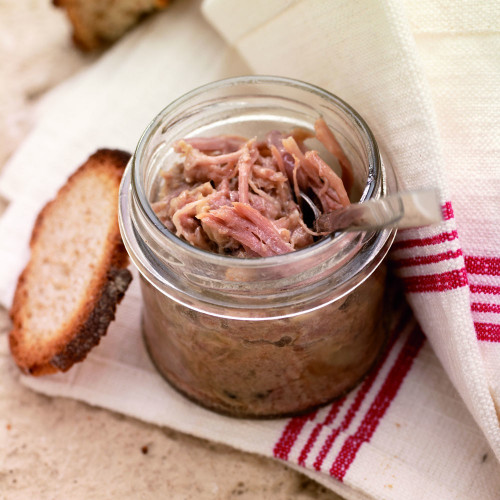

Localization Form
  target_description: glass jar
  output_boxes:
[118,76,397,418]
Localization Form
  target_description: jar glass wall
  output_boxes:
[119,76,397,417]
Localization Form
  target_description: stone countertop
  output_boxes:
[0,2,342,498]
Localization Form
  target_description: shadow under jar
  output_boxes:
[119,76,397,418]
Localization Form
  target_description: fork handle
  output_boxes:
[315,188,443,233]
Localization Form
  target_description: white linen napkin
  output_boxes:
[1,1,499,499]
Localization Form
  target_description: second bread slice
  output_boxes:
[9,149,133,375]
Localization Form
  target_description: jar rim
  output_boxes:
[120,75,397,319]
[130,75,382,269]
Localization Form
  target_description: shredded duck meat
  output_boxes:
[152,119,353,257]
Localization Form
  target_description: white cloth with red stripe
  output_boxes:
[0,0,499,498]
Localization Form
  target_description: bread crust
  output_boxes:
[9,149,133,376]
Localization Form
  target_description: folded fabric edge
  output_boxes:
[19,365,483,500]
[15,371,390,500]
[394,209,500,460]
[201,0,300,46]
[288,463,368,500]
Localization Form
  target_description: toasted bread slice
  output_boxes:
[9,149,133,375]
[54,0,170,51]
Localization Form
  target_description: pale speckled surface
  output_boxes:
[0,1,343,498]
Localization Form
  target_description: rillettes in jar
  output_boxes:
[118,76,397,418]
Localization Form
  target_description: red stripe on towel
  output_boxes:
[470,284,500,296]
[392,249,463,268]
[274,309,412,465]
[392,230,458,251]
[475,322,500,342]
[441,201,454,221]
[273,410,318,460]
[329,326,425,481]
[310,311,411,471]
[297,398,345,466]
[465,256,500,276]
[402,268,468,293]
[471,303,500,314]
[311,379,378,472]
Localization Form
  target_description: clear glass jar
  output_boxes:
[118,76,397,418]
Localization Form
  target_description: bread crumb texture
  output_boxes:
[9,149,132,375]
[53,0,170,51]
